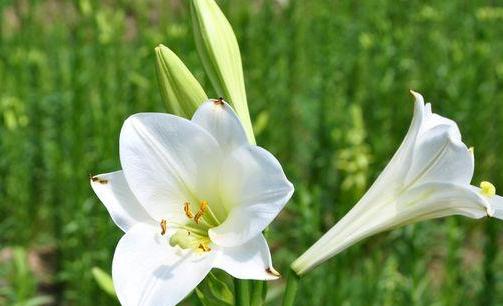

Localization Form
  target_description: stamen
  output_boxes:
[90,175,108,184]
[480,181,496,197]
[194,200,208,224]
[184,202,194,219]
[160,219,167,235]
[198,243,211,252]
[213,97,224,105]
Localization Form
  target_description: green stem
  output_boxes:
[250,281,264,306]
[281,269,301,306]
[234,278,250,306]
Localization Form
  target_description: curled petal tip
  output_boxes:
[409,90,423,101]
[266,267,281,278]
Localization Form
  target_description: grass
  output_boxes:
[1,0,503,305]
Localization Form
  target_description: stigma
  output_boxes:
[480,181,496,197]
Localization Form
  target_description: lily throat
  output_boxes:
[160,200,221,253]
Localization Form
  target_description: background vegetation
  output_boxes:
[1,0,503,305]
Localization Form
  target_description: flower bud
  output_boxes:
[155,44,207,118]
[190,0,255,144]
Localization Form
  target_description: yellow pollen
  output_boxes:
[480,181,496,197]
[194,200,208,224]
[183,202,194,219]
[198,243,211,252]
[160,219,167,235]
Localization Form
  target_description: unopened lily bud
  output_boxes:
[190,0,255,144]
[155,44,207,118]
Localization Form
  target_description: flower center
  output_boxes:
[160,200,221,253]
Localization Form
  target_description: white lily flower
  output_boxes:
[90,99,294,306]
[291,91,503,275]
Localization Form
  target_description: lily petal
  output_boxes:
[192,100,248,154]
[113,224,216,306]
[469,185,503,219]
[209,145,294,247]
[487,194,503,219]
[119,113,222,222]
[404,124,473,187]
[213,234,279,280]
[351,92,426,214]
[292,182,490,275]
[90,171,155,232]
[395,182,489,223]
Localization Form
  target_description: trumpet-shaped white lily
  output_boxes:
[91,99,294,306]
[291,91,503,275]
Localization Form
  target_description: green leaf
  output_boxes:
[91,267,116,297]
[190,0,255,144]
[195,272,234,306]
[155,44,208,118]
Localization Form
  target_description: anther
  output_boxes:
[194,200,208,224]
[213,97,224,106]
[480,181,496,197]
[160,219,167,235]
[198,243,211,252]
[184,202,194,219]
[90,175,108,184]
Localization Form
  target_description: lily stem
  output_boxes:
[250,281,265,306]
[281,269,301,306]
[234,278,250,306]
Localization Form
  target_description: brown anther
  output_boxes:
[194,200,208,224]
[183,202,194,219]
[91,175,108,184]
[160,219,167,235]
[198,243,211,252]
[213,97,224,106]
[266,267,281,277]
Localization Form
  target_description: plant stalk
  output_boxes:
[281,269,301,306]
[250,281,265,306]
[234,278,250,306]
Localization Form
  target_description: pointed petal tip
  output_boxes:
[266,267,281,279]
[409,89,424,101]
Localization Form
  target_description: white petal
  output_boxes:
[404,124,473,187]
[353,92,426,209]
[395,182,489,222]
[468,185,503,219]
[90,171,155,232]
[112,224,216,306]
[209,146,294,247]
[119,113,223,222]
[192,100,249,154]
[292,181,489,275]
[213,234,279,280]
[489,195,503,219]
[420,102,462,141]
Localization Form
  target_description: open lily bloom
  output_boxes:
[90,99,294,306]
[291,91,503,275]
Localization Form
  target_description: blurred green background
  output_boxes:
[1,0,503,305]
